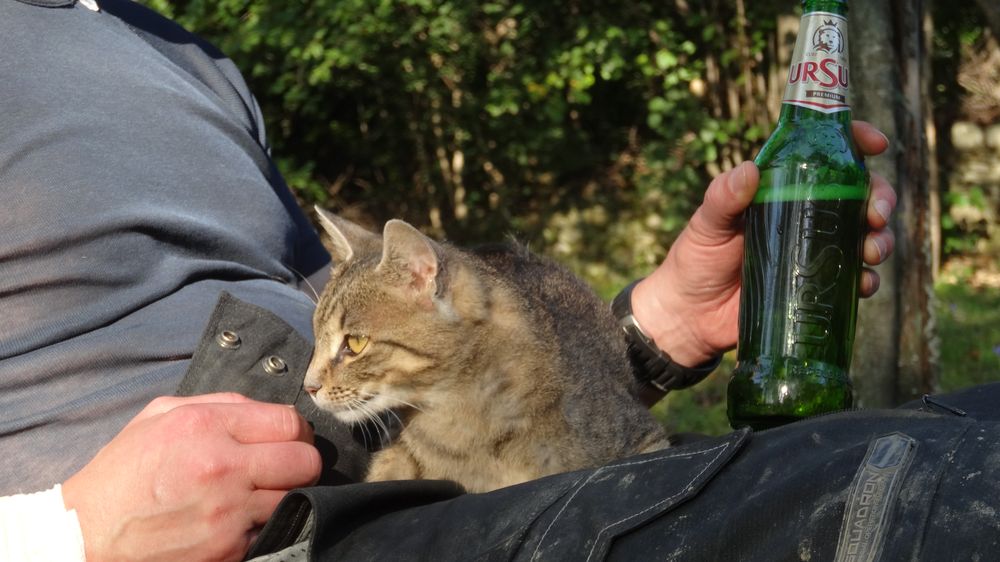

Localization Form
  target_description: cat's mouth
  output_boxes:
[328,396,382,424]
[320,392,400,425]
[306,384,420,426]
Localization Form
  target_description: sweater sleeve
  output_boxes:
[0,484,87,561]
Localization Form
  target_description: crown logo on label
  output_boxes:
[811,18,844,54]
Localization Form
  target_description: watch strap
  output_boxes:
[611,279,722,393]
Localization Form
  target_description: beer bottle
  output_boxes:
[727,0,868,430]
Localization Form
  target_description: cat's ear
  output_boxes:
[378,219,441,298]
[314,206,381,265]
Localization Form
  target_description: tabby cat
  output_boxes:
[304,208,669,492]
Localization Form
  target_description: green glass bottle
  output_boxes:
[727,0,868,430]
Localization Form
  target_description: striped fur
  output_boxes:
[304,210,669,492]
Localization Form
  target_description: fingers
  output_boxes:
[864,228,895,266]
[852,121,889,156]
[244,441,322,490]
[129,393,253,426]
[866,172,897,230]
[67,394,322,562]
[695,161,759,236]
[863,172,896,268]
[245,489,292,528]
[860,268,881,298]
[140,396,314,445]
[241,442,323,529]
[860,175,892,296]
[214,402,315,445]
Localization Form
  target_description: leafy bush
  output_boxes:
[142,0,776,291]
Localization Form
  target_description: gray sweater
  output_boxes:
[0,0,329,493]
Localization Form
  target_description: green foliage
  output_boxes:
[935,279,1000,391]
[651,354,735,436]
[141,0,1000,439]
[142,0,776,289]
[930,0,997,261]
[942,186,991,255]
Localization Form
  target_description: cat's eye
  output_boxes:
[345,334,370,355]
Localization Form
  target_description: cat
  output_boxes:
[304,208,670,493]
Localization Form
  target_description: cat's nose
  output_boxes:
[304,384,320,396]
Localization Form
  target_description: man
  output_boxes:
[6,1,961,561]
[1,0,337,558]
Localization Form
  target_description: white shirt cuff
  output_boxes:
[0,484,87,561]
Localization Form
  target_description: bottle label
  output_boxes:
[783,11,850,114]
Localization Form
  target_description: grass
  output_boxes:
[654,266,1000,437]
[935,278,1000,391]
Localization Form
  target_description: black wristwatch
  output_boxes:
[611,279,722,393]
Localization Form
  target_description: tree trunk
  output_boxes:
[850,0,939,407]
[891,0,940,400]
[924,10,942,281]
[850,1,901,408]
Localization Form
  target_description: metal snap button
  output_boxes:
[216,330,241,349]
[262,355,288,376]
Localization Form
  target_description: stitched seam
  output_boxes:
[584,441,731,561]
[529,441,731,561]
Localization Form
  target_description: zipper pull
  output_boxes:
[921,394,968,417]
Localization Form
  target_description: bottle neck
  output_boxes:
[779,1,852,126]
[802,0,847,15]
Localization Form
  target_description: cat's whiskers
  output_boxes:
[352,397,393,449]
[388,407,404,426]
[286,264,320,305]
[382,407,405,437]
[361,392,424,412]
[310,212,672,492]
[342,399,374,449]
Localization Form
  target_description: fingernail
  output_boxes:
[874,236,886,261]
[731,161,752,197]
[878,130,889,146]
[874,199,892,222]
[866,270,880,295]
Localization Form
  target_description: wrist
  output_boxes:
[62,473,98,562]
[612,279,722,395]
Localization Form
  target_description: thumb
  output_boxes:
[694,161,759,236]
